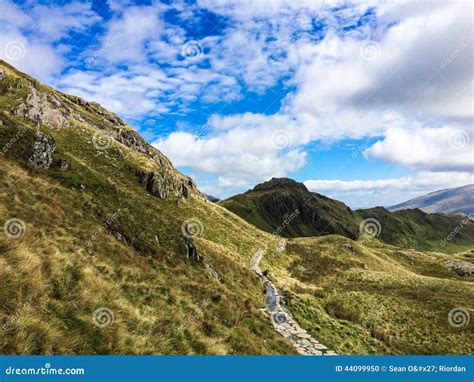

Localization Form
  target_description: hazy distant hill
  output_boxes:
[388,185,474,215]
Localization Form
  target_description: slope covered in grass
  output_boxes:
[259,235,473,355]
[0,60,292,355]
[221,178,474,253]
[220,178,359,239]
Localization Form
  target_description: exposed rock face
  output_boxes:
[2,62,202,201]
[65,95,126,127]
[60,160,69,170]
[108,227,129,244]
[14,87,69,130]
[29,131,56,169]
[140,171,196,200]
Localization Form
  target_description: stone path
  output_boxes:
[250,250,337,356]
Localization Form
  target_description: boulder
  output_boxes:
[29,131,56,170]
[140,171,196,200]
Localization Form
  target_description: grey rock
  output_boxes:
[108,227,129,244]
[444,259,474,277]
[140,171,195,200]
[15,87,68,130]
[60,160,69,170]
[29,131,56,170]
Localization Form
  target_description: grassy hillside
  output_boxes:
[0,60,293,355]
[356,207,474,253]
[221,178,474,253]
[260,235,473,355]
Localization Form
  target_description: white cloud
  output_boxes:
[1,0,472,206]
[365,126,473,173]
[0,0,100,81]
[153,128,307,194]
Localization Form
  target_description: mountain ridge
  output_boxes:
[388,184,474,215]
[221,178,474,253]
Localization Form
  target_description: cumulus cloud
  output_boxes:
[153,0,473,200]
[0,0,100,81]
[365,126,473,173]
[153,127,307,193]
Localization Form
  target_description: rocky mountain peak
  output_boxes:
[251,177,309,193]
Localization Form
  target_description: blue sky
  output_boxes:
[1,0,472,207]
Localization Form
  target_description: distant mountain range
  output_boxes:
[221,178,474,252]
[388,185,474,215]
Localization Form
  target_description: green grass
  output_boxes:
[261,235,473,355]
[220,179,474,254]
[0,60,293,355]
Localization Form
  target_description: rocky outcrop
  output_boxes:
[205,263,221,281]
[65,95,126,127]
[3,62,202,202]
[140,171,196,200]
[444,259,474,277]
[29,131,56,170]
[14,87,69,130]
